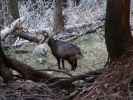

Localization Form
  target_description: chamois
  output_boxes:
[47,37,82,71]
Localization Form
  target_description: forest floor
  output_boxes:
[7,32,107,76]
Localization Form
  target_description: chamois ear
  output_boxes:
[39,30,50,43]
[39,30,59,43]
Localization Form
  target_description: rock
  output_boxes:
[32,43,49,57]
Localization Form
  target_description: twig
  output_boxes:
[60,23,104,42]
[36,69,73,77]
[1,17,25,40]
[48,68,103,88]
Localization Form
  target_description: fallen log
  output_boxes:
[47,68,103,88]
[0,17,25,40]
[14,32,41,43]
[5,57,52,82]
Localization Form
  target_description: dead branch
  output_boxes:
[0,17,49,44]
[37,69,73,77]
[5,57,52,82]
[3,30,49,45]
[47,68,103,88]
[14,32,41,43]
[66,24,104,42]
[1,17,104,45]
[0,17,25,40]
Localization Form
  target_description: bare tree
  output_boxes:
[8,0,20,19]
[53,0,64,34]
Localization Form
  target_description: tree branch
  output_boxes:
[0,17,25,40]
[47,69,103,88]
[37,68,73,77]
[6,57,52,82]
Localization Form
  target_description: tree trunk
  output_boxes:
[0,0,14,82]
[0,37,13,82]
[1,0,20,46]
[53,0,64,34]
[73,0,133,100]
[105,0,133,60]
[0,0,21,81]
[8,0,19,19]
[6,0,20,46]
[0,0,12,25]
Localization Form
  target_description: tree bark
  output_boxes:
[0,36,13,82]
[0,0,14,82]
[73,0,133,100]
[105,0,133,60]
[8,0,19,19]
[53,0,64,34]
[3,0,20,46]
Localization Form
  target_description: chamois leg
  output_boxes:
[68,60,74,71]
[62,59,65,69]
[71,62,75,71]
[73,59,77,70]
[56,57,61,69]
[70,59,77,71]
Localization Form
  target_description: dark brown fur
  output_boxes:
[48,38,82,70]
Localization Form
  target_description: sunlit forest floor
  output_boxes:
[6,30,107,76]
